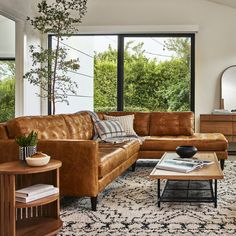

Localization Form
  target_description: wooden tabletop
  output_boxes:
[0,159,62,174]
[150,152,224,180]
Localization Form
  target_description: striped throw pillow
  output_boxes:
[95,120,126,140]
[104,114,137,136]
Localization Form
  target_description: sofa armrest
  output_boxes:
[37,139,99,197]
[0,140,19,163]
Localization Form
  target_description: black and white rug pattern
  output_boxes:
[58,161,236,236]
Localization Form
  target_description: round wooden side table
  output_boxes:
[0,159,62,236]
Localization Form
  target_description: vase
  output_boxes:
[176,146,198,158]
[19,146,37,161]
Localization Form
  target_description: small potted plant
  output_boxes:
[15,131,38,161]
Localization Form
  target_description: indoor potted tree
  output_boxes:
[24,0,88,114]
[15,131,38,161]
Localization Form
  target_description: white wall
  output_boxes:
[0,16,15,58]
[80,0,236,130]
[23,24,41,116]
[54,36,94,114]
[0,0,41,117]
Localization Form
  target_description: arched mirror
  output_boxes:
[221,65,236,111]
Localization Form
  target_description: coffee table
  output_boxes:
[150,152,224,208]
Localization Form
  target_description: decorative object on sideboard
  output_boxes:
[176,146,198,158]
[15,131,38,161]
[26,152,51,167]
[220,65,236,111]
[212,109,230,115]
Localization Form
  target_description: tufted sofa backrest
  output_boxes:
[7,115,70,139]
[6,112,94,140]
[2,111,194,140]
[62,113,94,140]
[149,112,194,136]
[102,111,194,136]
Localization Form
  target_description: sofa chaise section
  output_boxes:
[102,112,228,169]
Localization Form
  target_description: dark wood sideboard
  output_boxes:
[200,114,236,153]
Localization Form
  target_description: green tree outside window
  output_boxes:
[0,61,15,122]
[94,38,191,112]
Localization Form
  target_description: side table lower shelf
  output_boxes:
[16,217,62,236]
[16,194,59,208]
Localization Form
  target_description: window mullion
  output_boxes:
[190,35,195,112]
[117,35,124,111]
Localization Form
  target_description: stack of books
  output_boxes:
[212,109,230,114]
[155,158,214,173]
[16,184,59,203]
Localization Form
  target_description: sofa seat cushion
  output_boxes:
[98,147,127,178]
[141,133,228,151]
[98,140,140,178]
[99,140,140,157]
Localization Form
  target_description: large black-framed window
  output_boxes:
[118,34,195,112]
[48,33,195,114]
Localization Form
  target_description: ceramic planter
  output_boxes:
[19,146,37,161]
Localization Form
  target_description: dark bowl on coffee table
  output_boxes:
[176,146,198,158]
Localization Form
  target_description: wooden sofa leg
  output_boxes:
[91,196,98,211]
[220,160,225,170]
[132,161,136,172]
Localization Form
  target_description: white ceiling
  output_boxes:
[207,0,236,9]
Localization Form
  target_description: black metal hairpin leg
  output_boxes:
[220,160,225,170]
[209,180,214,197]
[91,196,97,211]
[214,180,217,208]
[157,179,161,207]
[131,161,136,172]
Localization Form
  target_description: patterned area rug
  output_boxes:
[58,161,236,236]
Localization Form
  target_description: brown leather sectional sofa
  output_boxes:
[0,111,227,210]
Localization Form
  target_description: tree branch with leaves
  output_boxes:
[24,0,87,114]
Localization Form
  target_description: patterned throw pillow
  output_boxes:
[95,120,127,140]
[104,114,137,136]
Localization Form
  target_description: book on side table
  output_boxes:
[16,184,59,203]
[155,158,214,173]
